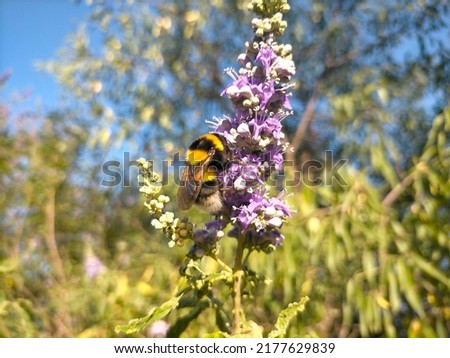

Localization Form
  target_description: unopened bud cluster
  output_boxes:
[248,0,290,36]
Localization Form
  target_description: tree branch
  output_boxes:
[232,235,245,335]
[287,88,319,165]
[44,188,66,284]
[382,171,416,207]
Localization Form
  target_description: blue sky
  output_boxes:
[0,0,88,107]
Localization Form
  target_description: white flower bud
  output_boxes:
[251,96,260,105]
[158,195,170,203]
[237,122,250,134]
[265,206,276,216]
[237,53,247,64]
[226,85,240,97]
[273,12,283,22]
[275,209,285,217]
[239,85,253,98]
[255,28,264,37]
[156,202,164,210]
[259,137,271,148]
[151,219,164,229]
[234,178,247,190]
[268,217,283,228]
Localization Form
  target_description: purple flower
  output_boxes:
[148,320,170,338]
[256,47,295,82]
[204,19,295,251]
[232,194,291,232]
[84,253,106,279]
[190,219,227,258]
[229,226,285,252]
[255,47,279,77]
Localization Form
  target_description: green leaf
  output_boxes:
[396,259,425,317]
[382,310,397,338]
[388,269,401,312]
[0,259,17,273]
[115,295,183,334]
[346,278,355,299]
[342,303,353,328]
[0,300,37,337]
[204,271,232,284]
[362,249,376,286]
[215,307,231,334]
[167,300,210,338]
[411,253,450,288]
[239,320,264,338]
[268,297,309,338]
[370,141,398,188]
[377,87,389,104]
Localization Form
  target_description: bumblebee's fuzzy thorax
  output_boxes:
[186,133,228,166]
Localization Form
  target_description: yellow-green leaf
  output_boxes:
[115,295,183,334]
[268,297,309,338]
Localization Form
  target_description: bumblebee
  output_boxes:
[177,133,230,215]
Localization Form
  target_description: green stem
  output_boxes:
[209,254,233,273]
[232,234,246,335]
[243,248,252,265]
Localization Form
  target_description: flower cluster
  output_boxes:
[190,220,226,258]
[203,0,295,252]
[84,248,106,279]
[137,158,194,247]
[137,158,225,257]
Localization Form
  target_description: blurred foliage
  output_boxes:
[1,0,449,337]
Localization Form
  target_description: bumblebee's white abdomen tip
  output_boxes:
[197,190,223,215]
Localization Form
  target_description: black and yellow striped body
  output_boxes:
[177,133,230,214]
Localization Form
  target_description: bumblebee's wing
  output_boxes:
[177,165,202,211]
[177,148,215,211]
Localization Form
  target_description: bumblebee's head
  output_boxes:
[186,133,229,168]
